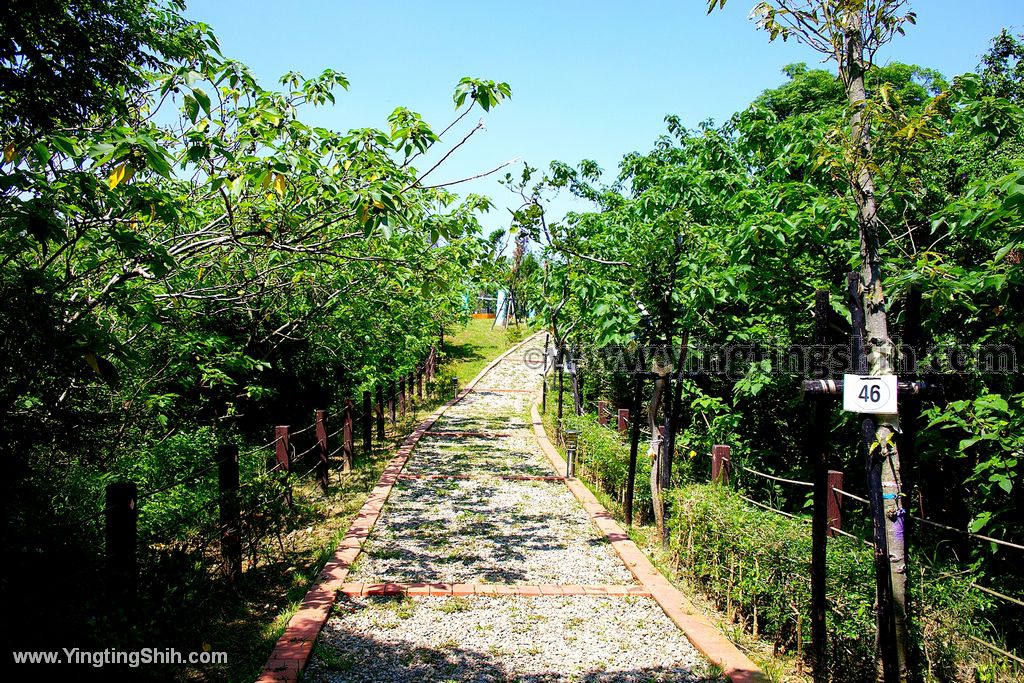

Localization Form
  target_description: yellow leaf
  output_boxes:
[108,163,134,189]
[373,199,385,210]
[272,173,286,196]
[343,159,352,171]
[3,142,14,163]
[84,353,100,375]
[261,173,272,190]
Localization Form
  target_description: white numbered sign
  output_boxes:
[842,374,898,414]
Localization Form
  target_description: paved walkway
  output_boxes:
[303,337,717,682]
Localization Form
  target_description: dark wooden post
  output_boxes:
[711,445,730,485]
[316,410,329,494]
[598,400,609,426]
[572,345,585,416]
[827,470,844,536]
[617,408,629,435]
[850,271,898,679]
[406,371,414,412]
[217,444,242,581]
[541,334,550,413]
[809,288,832,678]
[450,376,458,399]
[556,346,564,438]
[427,347,435,381]
[626,372,644,527]
[342,399,354,473]
[417,367,423,400]
[362,390,372,455]
[399,377,406,418]
[389,380,396,425]
[105,481,138,602]
[275,425,292,507]
[376,385,385,439]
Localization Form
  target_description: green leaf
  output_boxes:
[183,94,199,123]
[193,88,212,117]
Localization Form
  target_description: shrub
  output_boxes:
[669,484,997,681]
[562,412,654,523]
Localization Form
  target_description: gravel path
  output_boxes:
[308,337,714,681]
[305,595,714,683]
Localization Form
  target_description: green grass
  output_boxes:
[441,319,529,386]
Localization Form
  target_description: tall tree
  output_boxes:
[709,1,918,679]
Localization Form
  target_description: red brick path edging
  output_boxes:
[255,332,544,683]
[336,582,652,597]
[530,403,767,683]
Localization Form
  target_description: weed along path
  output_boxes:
[260,333,762,683]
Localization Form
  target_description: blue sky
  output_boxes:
[185,1,1024,232]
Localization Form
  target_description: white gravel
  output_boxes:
[349,474,633,585]
[305,595,718,682]
[308,337,713,681]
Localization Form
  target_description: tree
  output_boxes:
[1,0,516,654]
[709,1,919,679]
[0,0,202,140]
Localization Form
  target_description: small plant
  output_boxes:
[437,597,473,614]
[314,644,353,671]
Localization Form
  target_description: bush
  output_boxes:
[559,411,655,523]
[669,484,997,681]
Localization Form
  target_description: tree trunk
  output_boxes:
[661,331,689,550]
[844,11,909,680]
[571,345,584,415]
[648,351,670,545]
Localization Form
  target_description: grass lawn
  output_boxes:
[442,318,532,385]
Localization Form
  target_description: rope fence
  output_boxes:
[562,393,1023,671]
[83,346,442,598]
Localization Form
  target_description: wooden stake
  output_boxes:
[342,399,354,473]
[217,444,242,581]
[362,391,372,455]
[316,410,329,494]
[275,425,292,507]
[105,481,138,603]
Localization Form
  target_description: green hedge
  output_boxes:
[560,411,654,523]
[669,484,997,681]
[543,406,1007,680]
